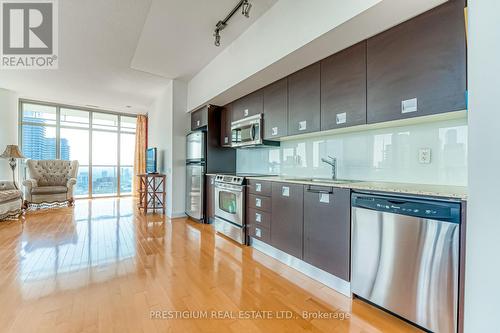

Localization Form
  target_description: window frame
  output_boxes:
[19,99,137,199]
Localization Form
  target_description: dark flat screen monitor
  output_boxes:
[146,148,157,173]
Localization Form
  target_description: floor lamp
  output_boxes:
[1,145,26,190]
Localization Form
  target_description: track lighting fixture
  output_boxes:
[213,0,252,47]
[242,0,252,18]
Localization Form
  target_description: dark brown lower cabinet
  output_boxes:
[271,182,304,259]
[303,186,350,281]
[206,175,216,223]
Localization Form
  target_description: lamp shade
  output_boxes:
[0,145,26,159]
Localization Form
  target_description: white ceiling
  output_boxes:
[131,0,277,80]
[0,0,276,114]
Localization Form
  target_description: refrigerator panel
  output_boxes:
[186,131,205,161]
[185,163,204,221]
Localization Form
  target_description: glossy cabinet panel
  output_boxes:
[220,104,233,147]
[321,41,367,130]
[303,186,350,280]
[263,78,288,139]
[367,0,466,124]
[271,182,304,259]
[288,63,321,135]
[232,90,264,122]
[191,106,208,130]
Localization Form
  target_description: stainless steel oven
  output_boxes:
[231,114,279,148]
[214,175,245,244]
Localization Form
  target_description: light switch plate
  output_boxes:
[419,148,432,164]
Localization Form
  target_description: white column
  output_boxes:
[465,1,500,331]
[0,89,19,180]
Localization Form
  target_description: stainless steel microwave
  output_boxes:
[230,114,279,148]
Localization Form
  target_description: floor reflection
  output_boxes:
[17,198,166,298]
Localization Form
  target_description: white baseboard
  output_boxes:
[169,211,187,219]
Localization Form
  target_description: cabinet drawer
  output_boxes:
[247,208,271,229]
[248,194,272,212]
[247,180,272,196]
[248,224,271,244]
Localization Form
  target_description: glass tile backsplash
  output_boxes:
[236,118,468,186]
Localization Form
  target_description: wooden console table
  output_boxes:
[137,173,166,214]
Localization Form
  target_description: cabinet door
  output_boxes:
[288,63,321,135]
[303,186,350,281]
[367,0,466,124]
[232,90,263,122]
[206,175,216,223]
[321,41,367,131]
[191,106,208,130]
[271,182,304,259]
[263,78,288,139]
[220,104,232,147]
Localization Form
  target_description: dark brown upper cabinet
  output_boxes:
[366,0,466,124]
[263,78,288,140]
[303,186,350,281]
[271,182,304,259]
[191,106,208,131]
[220,104,232,147]
[231,90,264,122]
[288,63,321,135]
[321,41,367,131]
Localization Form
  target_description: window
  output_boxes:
[20,101,137,198]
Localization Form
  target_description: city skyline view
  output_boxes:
[21,105,136,197]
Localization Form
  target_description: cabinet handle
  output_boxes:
[255,212,261,222]
[255,198,262,207]
[336,112,346,125]
[401,98,418,114]
[298,121,307,131]
[244,109,249,117]
[282,186,290,197]
[255,227,262,238]
[196,120,200,126]
[272,127,278,136]
[224,136,228,144]
[255,183,262,192]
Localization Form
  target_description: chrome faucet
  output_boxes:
[321,155,337,180]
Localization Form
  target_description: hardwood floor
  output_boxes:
[0,198,422,333]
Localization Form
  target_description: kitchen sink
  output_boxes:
[284,178,360,184]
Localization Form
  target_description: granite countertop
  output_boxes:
[244,176,467,200]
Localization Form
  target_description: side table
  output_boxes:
[137,173,166,214]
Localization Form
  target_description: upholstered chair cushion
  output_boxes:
[23,160,79,206]
[0,181,23,220]
[26,160,78,186]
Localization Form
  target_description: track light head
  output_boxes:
[214,29,221,47]
[242,0,252,18]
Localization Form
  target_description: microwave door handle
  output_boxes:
[251,124,256,141]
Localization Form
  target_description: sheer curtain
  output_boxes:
[133,115,147,195]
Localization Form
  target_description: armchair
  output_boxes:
[23,160,79,208]
[0,180,23,220]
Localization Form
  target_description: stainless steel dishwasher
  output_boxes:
[351,193,461,333]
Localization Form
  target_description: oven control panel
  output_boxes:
[215,175,244,185]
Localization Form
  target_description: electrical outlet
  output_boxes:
[419,148,432,164]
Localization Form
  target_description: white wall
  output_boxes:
[187,0,446,111]
[464,1,500,331]
[0,89,19,180]
[237,117,468,186]
[148,80,190,218]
